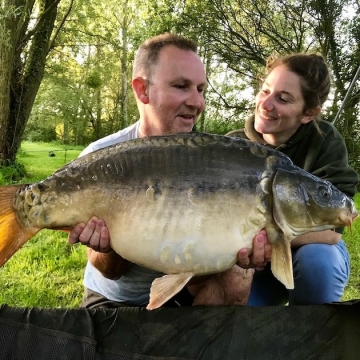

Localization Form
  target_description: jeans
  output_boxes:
[247,240,350,306]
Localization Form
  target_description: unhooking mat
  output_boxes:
[0,300,359,360]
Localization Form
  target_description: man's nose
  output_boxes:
[186,88,205,111]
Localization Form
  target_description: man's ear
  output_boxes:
[132,77,149,104]
[301,106,322,124]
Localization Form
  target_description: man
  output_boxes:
[68,33,270,308]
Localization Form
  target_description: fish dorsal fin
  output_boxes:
[147,273,194,310]
[270,233,294,289]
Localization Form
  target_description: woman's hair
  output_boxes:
[266,53,331,111]
[132,33,198,80]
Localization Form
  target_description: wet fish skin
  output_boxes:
[0,132,357,309]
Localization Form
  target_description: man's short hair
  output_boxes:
[132,33,198,80]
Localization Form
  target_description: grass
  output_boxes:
[17,141,84,182]
[342,194,360,301]
[0,141,359,308]
[0,142,86,308]
[0,232,87,308]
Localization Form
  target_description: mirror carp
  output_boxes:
[0,132,357,309]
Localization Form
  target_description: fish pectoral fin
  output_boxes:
[0,185,40,267]
[147,272,194,310]
[270,235,294,289]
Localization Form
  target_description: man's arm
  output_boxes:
[86,248,131,279]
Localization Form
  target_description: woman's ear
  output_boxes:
[301,106,322,124]
[132,77,149,104]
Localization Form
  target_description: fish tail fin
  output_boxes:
[270,237,294,289]
[0,185,39,267]
[147,273,194,310]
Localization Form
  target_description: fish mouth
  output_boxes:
[339,210,358,227]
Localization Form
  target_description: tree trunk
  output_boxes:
[0,2,18,164]
[0,0,61,165]
[120,0,129,130]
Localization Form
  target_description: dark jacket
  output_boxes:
[226,116,359,199]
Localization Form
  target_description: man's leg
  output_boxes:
[247,263,289,306]
[81,287,129,309]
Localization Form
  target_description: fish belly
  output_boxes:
[108,186,268,276]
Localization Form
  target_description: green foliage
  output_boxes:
[24,122,57,143]
[202,117,245,135]
[342,193,360,300]
[85,70,102,89]
[0,161,27,184]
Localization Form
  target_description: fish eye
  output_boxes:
[319,185,331,198]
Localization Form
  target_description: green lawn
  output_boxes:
[0,141,359,308]
[342,193,360,300]
[0,142,86,308]
[18,141,84,181]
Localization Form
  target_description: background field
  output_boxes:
[0,142,86,308]
[0,142,359,308]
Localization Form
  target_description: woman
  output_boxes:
[227,53,359,305]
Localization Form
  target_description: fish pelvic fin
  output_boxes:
[270,236,294,290]
[0,185,39,267]
[147,272,194,310]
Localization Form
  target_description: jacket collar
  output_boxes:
[244,115,314,149]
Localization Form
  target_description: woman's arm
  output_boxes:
[291,229,341,248]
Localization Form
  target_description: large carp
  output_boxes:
[0,133,357,309]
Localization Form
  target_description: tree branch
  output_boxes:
[20,0,61,46]
[49,0,74,50]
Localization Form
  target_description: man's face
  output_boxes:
[142,46,206,135]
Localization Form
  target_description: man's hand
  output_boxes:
[68,216,112,253]
[187,266,254,306]
[67,216,131,279]
[237,229,272,270]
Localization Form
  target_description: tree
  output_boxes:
[0,0,73,165]
[27,0,142,145]
[306,0,360,167]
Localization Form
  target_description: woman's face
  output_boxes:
[254,65,316,146]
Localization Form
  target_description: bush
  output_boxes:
[23,124,57,143]
[0,161,27,184]
[201,118,245,135]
